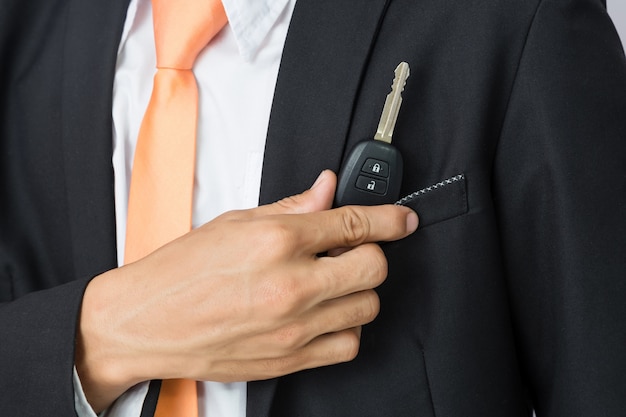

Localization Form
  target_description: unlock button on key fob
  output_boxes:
[356,176,387,195]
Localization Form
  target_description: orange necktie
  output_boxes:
[124,0,227,416]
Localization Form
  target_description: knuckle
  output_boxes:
[219,209,245,221]
[256,220,298,256]
[339,207,371,245]
[361,290,381,323]
[274,322,308,352]
[361,244,388,285]
[373,248,389,282]
[338,330,361,362]
[274,195,302,213]
[343,291,380,327]
[261,356,296,377]
[257,279,302,318]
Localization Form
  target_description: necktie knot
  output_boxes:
[152,0,228,69]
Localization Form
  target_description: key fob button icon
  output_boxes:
[356,176,387,195]
[361,159,389,178]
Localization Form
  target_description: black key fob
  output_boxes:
[334,140,403,206]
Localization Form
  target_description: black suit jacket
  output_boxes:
[1,0,625,416]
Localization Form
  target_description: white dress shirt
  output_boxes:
[607,0,626,46]
[74,0,296,415]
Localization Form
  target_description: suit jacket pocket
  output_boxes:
[396,174,468,228]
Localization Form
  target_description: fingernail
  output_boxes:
[311,170,327,189]
[406,211,419,233]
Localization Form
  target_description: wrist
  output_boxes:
[75,268,147,412]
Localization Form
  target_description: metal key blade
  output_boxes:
[374,62,410,144]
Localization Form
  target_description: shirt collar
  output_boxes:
[222,0,291,61]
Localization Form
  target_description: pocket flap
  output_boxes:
[396,174,468,228]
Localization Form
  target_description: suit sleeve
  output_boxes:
[0,279,91,416]
[493,0,626,415]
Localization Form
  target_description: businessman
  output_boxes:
[1,0,625,416]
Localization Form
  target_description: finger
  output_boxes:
[251,170,337,218]
[307,243,388,302]
[238,290,378,364]
[275,327,363,373]
[282,243,386,310]
[231,327,363,382]
[291,204,418,254]
[303,290,380,341]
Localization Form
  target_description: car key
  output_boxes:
[335,62,410,206]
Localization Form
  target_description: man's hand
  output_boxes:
[75,170,418,412]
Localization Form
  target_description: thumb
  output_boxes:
[254,170,337,217]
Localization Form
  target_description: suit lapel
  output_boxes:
[251,1,390,416]
[258,0,391,206]
[61,0,130,278]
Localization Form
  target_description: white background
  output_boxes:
[608,0,626,46]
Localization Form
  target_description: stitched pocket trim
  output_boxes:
[396,174,468,228]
